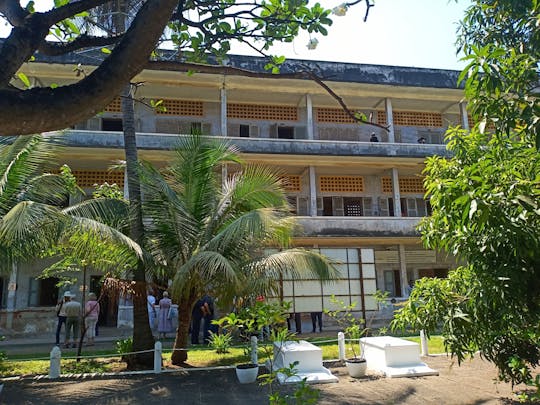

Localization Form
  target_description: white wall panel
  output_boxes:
[294,280,321,296]
[322,280,350,296]
[361,248,375,263]
[362,263,376,278]
[320,248,348,263]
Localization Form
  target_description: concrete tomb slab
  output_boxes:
[271,340,338,384]
[361,336,438,378]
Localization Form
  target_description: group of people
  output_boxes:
[147,290,215,344]
[147,290,177,339]
[55,291,100,348]
[287,312,324,334]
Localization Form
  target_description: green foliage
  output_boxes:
[394,1,540,396]
[92,182,124,200]
[115,337,133,355]
[166,0,343,64]
[208,331,233,354]
[263,362,320,405]
[324,295,367,359]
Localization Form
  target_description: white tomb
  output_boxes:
[361,336,438,378]
[271,340,338,384]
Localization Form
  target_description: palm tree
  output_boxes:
[140,135,338,365]
[0,135,140,301]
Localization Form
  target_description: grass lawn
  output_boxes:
[1,335,446,377]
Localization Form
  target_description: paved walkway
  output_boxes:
[0,356,530,404]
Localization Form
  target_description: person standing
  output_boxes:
[310,311,323,333]
[147,290,157,332]
[64,293,82,348]
[55,292,70,345]
[84,292,100,346]
[191,297,204,344]
[157,291,174,339]
[201,294,215,344]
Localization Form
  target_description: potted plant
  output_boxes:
[324,295,368,378]
[214,300,291,384]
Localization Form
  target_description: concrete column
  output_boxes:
[385,98,395,143]
[220,87,227,136]
[6,262,18,329]
[391,168,402,217]
[306,94,314,140]
[398,244,408,298]
[309,166,317,216]
[459,101,469,130]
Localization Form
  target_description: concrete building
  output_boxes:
[1,54,467,333]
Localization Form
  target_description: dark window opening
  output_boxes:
[102,118,123,131]
[277,126,294,139]
[239,125,250,137]
[322,197,333,216]
[343,198,363,216]
[28,277,59,307]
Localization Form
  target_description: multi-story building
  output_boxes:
[1,53,466,333]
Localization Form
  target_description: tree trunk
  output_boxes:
[122,83,154,368]
[171,298,195,365]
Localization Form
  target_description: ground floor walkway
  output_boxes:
[0,356,532,404]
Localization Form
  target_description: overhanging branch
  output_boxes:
[147,60,389,131]
[38,34,124,56]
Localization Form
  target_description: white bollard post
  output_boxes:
[250,336,258,365]
[154,341,162,374]
[420,330,429,356]
[338,332,345,361]
[49,346,61,379]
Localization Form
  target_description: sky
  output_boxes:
[1,0,471,71]
[245,0,472,70]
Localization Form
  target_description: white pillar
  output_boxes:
[154,341,162,374]
[385,98,395,143]
[420,330,429,356]
[459,101,469,130]
[391,168,401,217]
[338,332,346,361]
[250,336,258,364]
[398,244,408,298]
[6,263,18,329]
[49,346,61,379]
[306,94,314,140]
[220,87,227,137]
[309,166,317,216]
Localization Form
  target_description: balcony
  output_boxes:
[295,216,421,238]
[58,130,451,159]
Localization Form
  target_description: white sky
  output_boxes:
[1,0,471,71]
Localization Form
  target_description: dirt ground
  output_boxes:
[0,355,536,405]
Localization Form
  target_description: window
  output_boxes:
[101,118,123,131]
[383,270,402,297]
[28,277,59,307]
[239,124,250,137]
[277,126,295,139]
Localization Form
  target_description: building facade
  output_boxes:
[1,54,466,333]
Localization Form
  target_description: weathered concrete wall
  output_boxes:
[59,130,452,158]
[295,217,421,237]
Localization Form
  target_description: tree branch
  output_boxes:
[41,0,110,26]
[147,61,389,131]
[0,0,180,136]
[0,0,29,26]
[38,34,124,56]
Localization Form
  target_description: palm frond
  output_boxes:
[0,201,66,259]
[63,197,131,229]
[246,249,340,283]
[0,135,59,214]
